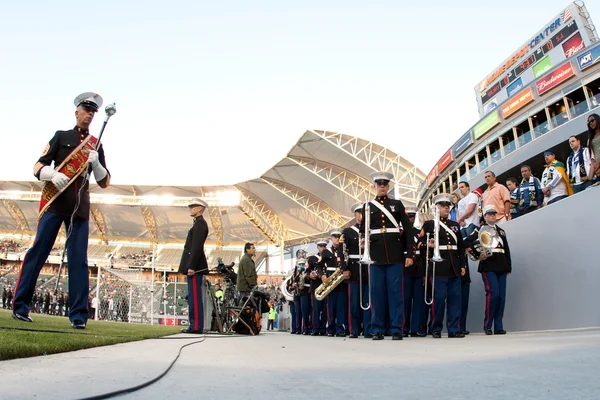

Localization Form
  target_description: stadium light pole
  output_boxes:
[150,244,155,325]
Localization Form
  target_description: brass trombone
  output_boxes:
[359,201,373,310]
[424,204,443,306]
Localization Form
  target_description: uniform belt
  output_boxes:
[491,249,505,253]
[415,250,421,255]
[326,267,337,272]
[438,245,458,250]
[371,228,401,234]
[304,283,311,287]
[348,255,360,259]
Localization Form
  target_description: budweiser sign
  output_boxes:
[562,32,585,58]
[536,62,575,95]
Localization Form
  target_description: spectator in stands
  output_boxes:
[541,151,573,205]
[482,171,511,223]
[2,287,6,309]
[518,165,543,215]
[456,182,480,238]
[237,242,257,299]
[566,136,593,193]
[587,114,600,183]
[449,193,459,222]
[506,177,521,219]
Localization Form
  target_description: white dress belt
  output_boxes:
[371,228,401,234]
[438,245,458,250]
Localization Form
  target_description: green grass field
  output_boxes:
[0,309,181,361]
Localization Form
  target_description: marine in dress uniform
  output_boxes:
[464,205,512,335]
[306,254,326,335]
[285,277,297,334]
[291,264,303,335]
[403,207,427,337]
[419,194,466,338]
[12,93,110,329]
[317,231,348,337]
[178,198,209,334]
[295,258,312,335]
[340,203,372,339]
[361,171,414,341]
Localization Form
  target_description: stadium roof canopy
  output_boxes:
[0,129,425,248]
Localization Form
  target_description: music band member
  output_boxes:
[306,254,326,335]
[294,258,311,335]
[285,277,297,334]
[419,194,466,339]
[340,203,372,339]
[178,198,209,334]
[362,171,414,341]
[324,231,348,336]
[403,207,426,337]
[464,205,512,335]
[12,93,110,329]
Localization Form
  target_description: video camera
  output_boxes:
[215,258,237,283]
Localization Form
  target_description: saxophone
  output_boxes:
[314,247,345,301]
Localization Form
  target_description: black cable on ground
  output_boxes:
[76,336,206,400]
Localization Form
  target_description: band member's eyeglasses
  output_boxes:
[375,180,389,185]
[438,202,452,207]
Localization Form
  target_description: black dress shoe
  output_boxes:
[71,320,86,329]
[12,312,33,322]
[494,330,507,335]
[448,332,465,338]
[296,331,302,335]
[403,332,409,337]
[364,334,373,339]
[349,334,358,338]
[327,333,334,337]
[484,329,493,335]
[411,332,427,337]
[392,333,403,340]
[462,330,470,335]
[432,331,442,339]
[181,328,201,334]
[372,333,384,340]
[310,332,318,336]
[335,333,346,337]
[290,331,297,334]
[302,332,309,335]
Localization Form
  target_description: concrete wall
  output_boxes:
[465,186,600,332]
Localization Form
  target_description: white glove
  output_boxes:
[88,150,107,182]
[88,150,100,167]
[40,166,69,190]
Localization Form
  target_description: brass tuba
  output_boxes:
[467,225,500,261]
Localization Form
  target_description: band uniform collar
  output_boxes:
[74,126,89,135]
[375,195,388,201]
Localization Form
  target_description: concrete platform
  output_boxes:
[1,328,599,399]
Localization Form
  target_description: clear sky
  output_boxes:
[1,0,598,186]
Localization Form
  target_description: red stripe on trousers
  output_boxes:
[347,284,352,333]
[193,276,199,331]
[483,273,491,329]
[430,277,435,321]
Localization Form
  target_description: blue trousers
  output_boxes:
[326,286,348,335]
[310,295,326,334]
[481,272,507,331]
[403,276,424,334]
[300,295,311,333]
[13,212,89,323]
[294,296,302,332]
[370,263,404,335]
[460,282,470,332]
[348,282,372,336]
[289,302,297,333]
[187,274,204,331]
[431,276,461,335]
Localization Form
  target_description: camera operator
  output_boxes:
[237,242,257,299]
[178,198,209,334]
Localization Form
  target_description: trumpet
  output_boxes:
[424,204,443,306]
[359,201,373,311]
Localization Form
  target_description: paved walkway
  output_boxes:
[1,328,599,399]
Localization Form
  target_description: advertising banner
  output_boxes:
[474,110,501,139]
[437,150,453,174]
[577,44,600,70]
[536,62,575,95]
[507,77,524,97]
[452,131,473,157]
[501,87,535,118]
[426,168,437,187]
[533,56,552,77]
[562,32,585,58]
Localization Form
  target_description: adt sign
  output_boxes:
[578,46,600,70]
